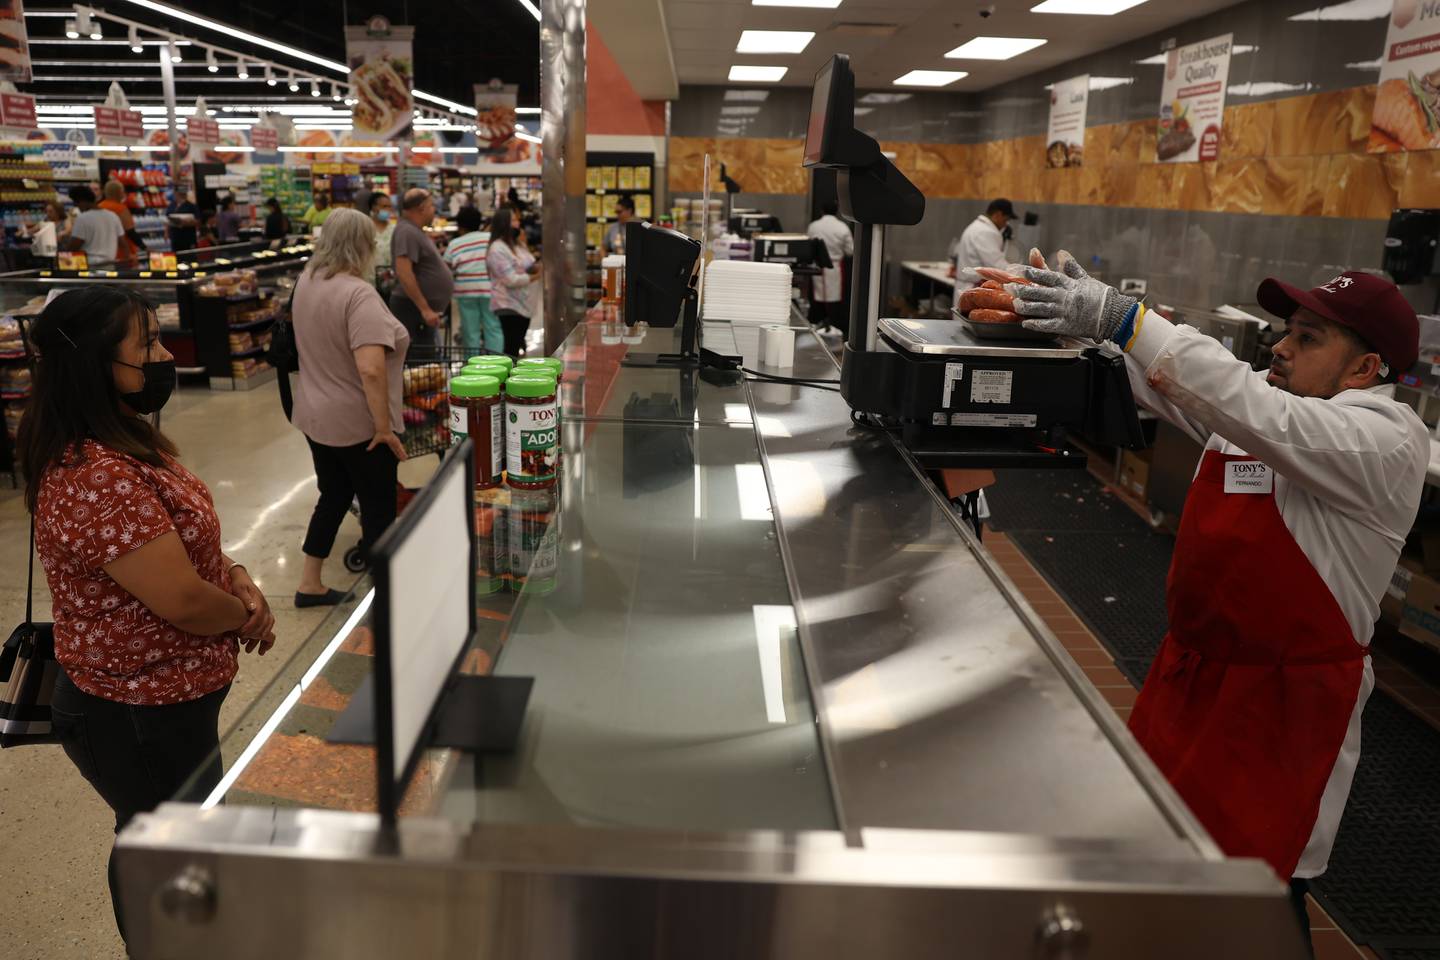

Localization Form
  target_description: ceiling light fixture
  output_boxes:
[168,41,182,63]
[894,69,968,86]
[945,36,1048,59]
[1288,0,1390,21]
[330,84,341,102]
[513,0,541,21]
[310,78,321,97]
[735,30,815,54]
[264,64,275,86]
[128,25,142,52]
[288,73,300,92]
[1030,0,1148,13]
[64,19,79,39]
[109,0,350,73]
[751,0,843,7]
[413,89,479,116]
[514,129,541,143]
[237,60,249,79]
[515,106,542,114]
[206,48,218,72]
[728,65,788,82]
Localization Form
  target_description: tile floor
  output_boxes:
[984,524,1383,960]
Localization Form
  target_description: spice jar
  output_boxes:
[468,354,514,373]
[449,374,503,489]
[461,362,509,382]
[601,255,625,305]
[515,357,563,382]
[505,374,559,489]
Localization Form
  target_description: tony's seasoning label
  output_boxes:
[506,397,559,484]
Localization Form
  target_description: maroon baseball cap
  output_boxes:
[1256,271,1419,373]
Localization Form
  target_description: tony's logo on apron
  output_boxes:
[1224,461,1273,494]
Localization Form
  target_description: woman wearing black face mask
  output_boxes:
[16,285,276,944]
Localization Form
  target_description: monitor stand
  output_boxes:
[623,285,743,371]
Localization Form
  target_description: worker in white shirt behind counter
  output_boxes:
[806,199,854,337]
[949,198,1015,310]
[1007,249,1427,957]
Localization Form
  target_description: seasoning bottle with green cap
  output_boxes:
[516,357,563,381]
[449,374,503,489]
[461,362,508,382]
[505,374,559,489]
[469,354,514,373]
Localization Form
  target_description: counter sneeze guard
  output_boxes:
[111,308,1306,958]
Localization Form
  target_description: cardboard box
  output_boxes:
[1381,555,1423,626]
[1399,562,1440,652]
[1118,448,1154,502]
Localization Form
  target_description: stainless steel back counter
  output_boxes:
[116,315,1305,959]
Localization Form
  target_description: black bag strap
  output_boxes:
[25,514,35,625]
[276,279,300,421]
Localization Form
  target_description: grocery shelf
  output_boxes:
[227,315,278,332]
[229,346,266,359]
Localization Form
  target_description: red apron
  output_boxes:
[1128,450,1366,878]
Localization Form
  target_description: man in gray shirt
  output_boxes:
[389,188,454,352]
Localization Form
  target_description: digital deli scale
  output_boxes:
[802,54,1143,469]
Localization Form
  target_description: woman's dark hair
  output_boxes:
[368,191,391,214]
[17,286,177,511]
[456,205,483,233]
[265,196,281,210]
[490,205,517,248]
[220,195,235,209]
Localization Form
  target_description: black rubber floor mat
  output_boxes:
[1311,692,1440,956]
[985,468,1148,534]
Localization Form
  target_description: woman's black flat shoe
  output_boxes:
[295,589,348,609]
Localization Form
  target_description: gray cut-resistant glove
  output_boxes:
[1006,252,1138,342]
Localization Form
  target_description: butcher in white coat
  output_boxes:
[1009,252,1426,957]
[950,198,1015,308]
[806,200,854,335]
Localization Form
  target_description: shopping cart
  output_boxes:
[340,345,475,572]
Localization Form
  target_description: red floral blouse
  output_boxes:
[34,440,238,705]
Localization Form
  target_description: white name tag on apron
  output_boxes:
[1224,461,1274,495]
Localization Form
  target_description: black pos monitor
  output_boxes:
[802,55,923,361]
[622,219,740,369]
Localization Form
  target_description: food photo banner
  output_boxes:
[1369,0,1440,151]
[0,0,32,84]
[1157,33,1232,163]
[1046,75,1089,168]
[344,16,414,141]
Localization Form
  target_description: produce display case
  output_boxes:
[114,317,1306,960]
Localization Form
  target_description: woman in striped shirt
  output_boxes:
[442,206,501,355]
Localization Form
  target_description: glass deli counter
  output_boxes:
[114,315,1306,959]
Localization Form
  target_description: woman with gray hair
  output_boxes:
[289,207,410,605]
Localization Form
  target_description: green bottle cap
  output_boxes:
[449,374,501,398]
[516,357,562,376]
[468,354,514,370]
[461,363,508,381]
[505,374,558,399]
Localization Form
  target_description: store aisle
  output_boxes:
[0,381,367,960]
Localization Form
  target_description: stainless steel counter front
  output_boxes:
[116,313,1303,959]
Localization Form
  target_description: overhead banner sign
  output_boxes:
[345,15,414,141]
[250,125,278,152]
[94,105,144,140]
[1369,2,1440,151]
[1045,75,1089,168]
[0,1,33,84]
[188,115,220,145]
[0,92,36,130]
[1157,33,1232,163]
[474,81,518,159]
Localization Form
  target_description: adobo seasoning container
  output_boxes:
[449,374,503,489]
[461,362,509,382]
[474,487,506,596]
[515,357,563,382]
[468,354,514,373]
[505,374,559,489]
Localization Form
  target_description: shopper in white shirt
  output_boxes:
[65,185,125,268]
[950,198,1015,308]
[1008,251,1427,956]
[806,200,854,336]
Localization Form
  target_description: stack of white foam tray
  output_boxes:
[701,259,793,326]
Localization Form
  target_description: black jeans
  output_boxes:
[496,309,531,357]
[388,294,440,357]
[302,436,399,560]
[50,671,228,942]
